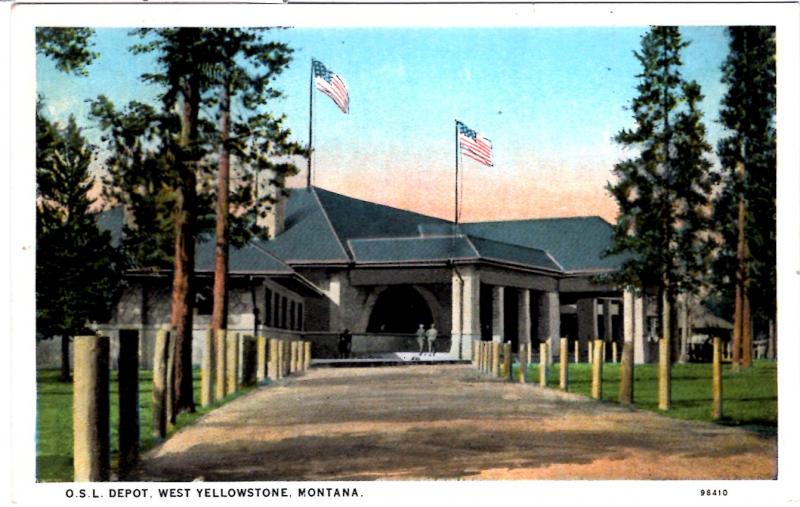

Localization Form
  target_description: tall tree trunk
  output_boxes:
[211,78,231,338]
[170,73,200,415]
[733,161,751,370]
[59,335,71,382]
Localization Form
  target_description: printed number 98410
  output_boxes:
[700,490,728,497]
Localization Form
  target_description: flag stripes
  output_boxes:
[457,121,493,167]
[313,60,349,114]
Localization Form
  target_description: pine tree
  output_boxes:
[606,27,714,408]
[36,27,97,76]
[202,29,304,348]
[713,27,776,369]
[36,108,121,381]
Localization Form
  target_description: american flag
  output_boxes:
[313,60,349,114]
[457,121,493,167]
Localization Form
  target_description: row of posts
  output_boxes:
[200,330,312,407]
[72,328,313,482]
[471,335,724,420]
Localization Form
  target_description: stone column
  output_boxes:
[492,286,505,343]
[118,330,139,476]
[538,291,560,365]
[518,288,531,352]
[451,267,480,359]
[226,332,239,395]
[73,335,110,482]
[257,335,267,382]
[201,328,214,407]
[214,330,226,400]
[577,298,598,362]
[152,326,171,438]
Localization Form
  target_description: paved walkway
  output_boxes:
[134,365,776,481]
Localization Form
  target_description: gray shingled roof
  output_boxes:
[349,236,478,264]
[254,188,350,264]
[467,235,562,272]
[462,217,626,273]
[195,236,295,274]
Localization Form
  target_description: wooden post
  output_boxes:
[559,337,569,391]
[269,338,279,381]
[658,337,671,411]
[502,342,512,380]
[712,336,723,420]
[612,341,618,364]
[491,342,501,377]
[283,339,291,377]
[518,343,528,383]
[241,335,257,386]
[620,289,634,405]
[73,335,110,482]
[574,340,579,364]
[591,339,603,399]
[152,327,171,438]
[257,335,267,382]
[539,342,548,387]
[118,330,139,477]
[588,340,594,364]
[201,328,214,406]
[226,331,239,395]
[215,329,227,400]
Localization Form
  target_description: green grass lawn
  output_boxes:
[36,368,259,482]
[518,360,777,430]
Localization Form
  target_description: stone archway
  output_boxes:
[362,285,440,334]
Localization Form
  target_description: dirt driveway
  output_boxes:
[134,365,776,481]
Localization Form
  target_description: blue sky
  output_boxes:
[37,26,731,221]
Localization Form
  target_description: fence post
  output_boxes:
[658,337,671,411]
[304,341,312,371]
[201,328,214,407]
[539,342,548,387]
[214,329,226,400]
[282,340,291,377]
[73,335,110,482]
[559,337,569,391]
[226,332,239,395]
[591,339,603,399]
[612,341,618,364]
[257,335,267,382]
[241,335,257,386]
[518,343,528,383]
[712,336,723,420]
[481,342,488,373]
[588,340,594,365]
[269,338,279,380]
[118,330,139,477]
[502,342,512,380]
[491,342,501,377]
[574,340,579,364]
[152,326,171,438]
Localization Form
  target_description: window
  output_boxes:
[280,296,288,329]
[264,288,273,327]
[196,282,213,315]
[297,303,304,331]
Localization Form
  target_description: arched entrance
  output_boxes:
[366,286,434,333]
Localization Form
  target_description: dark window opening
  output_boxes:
[264,287,273,327]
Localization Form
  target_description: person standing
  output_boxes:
[426,323,438,356]
[416,324,426,356]
[338,328,352,359]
